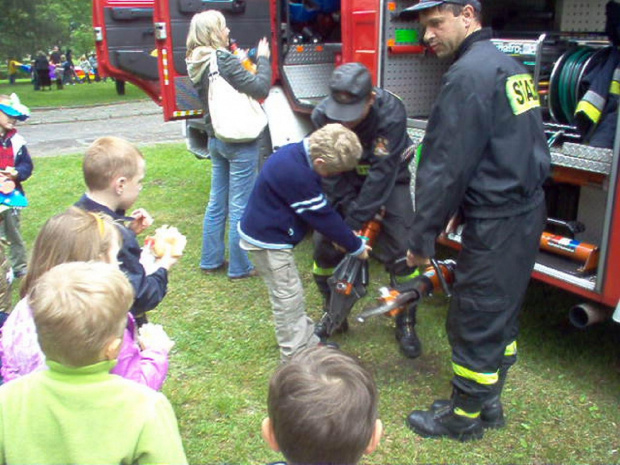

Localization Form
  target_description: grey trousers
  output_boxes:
[0,209,27,274]
[250,248,320,361]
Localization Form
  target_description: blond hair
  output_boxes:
[30,262,133,367]
[20,207,120,298]
[83,136,144,191]
[186,10,228,56]
[309,123,362,173]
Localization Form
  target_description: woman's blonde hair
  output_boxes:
[20,207,120,298]
[186,10,228,56]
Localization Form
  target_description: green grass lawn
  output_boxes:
[17,144,620,464]
[0,79,148,108]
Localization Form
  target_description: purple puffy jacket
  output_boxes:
[0,298,169,390]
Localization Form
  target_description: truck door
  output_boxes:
[153,0,273,121]
[340,0,380,82]
[93,0,161,102]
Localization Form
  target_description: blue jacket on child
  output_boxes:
[239,140,364,255]
[74,195,168,319]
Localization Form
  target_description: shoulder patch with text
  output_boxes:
[506,74,540,115]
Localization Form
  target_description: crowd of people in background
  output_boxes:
[7,45,103,91]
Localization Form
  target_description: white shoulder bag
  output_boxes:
[208,50,267,143]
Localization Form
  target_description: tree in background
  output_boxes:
[0,0,93,62]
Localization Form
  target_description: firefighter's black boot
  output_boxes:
[430,368,508,429]
[479,365,508,428]
[407,390,484,441]
[313,275,348,339]
[430,396,503,429]
[395,304,422,359]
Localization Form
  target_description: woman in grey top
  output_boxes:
[186,10,271,279]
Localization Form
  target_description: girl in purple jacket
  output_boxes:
[0,207,172,389]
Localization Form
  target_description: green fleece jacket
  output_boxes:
[0,359,187,464]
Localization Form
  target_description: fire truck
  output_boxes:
[93,0,620,326]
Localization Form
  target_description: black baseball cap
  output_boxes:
[404,0,481,13]
[324,62,373,123]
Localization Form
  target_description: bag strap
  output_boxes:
[209,50,219,78]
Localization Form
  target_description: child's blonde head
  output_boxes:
[30,262,133,367]
[83,136,144,191]
[20,207,120,298]
[186,10,228,55]
[309,123,362,174]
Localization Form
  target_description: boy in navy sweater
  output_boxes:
[239,124,369,362]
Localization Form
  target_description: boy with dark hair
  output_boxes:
[75,136,178,325]
[0,261,187,463]
[262,346,383,465]
[239,124,369,361]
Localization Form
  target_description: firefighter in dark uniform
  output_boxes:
[311,62,422,358]
[404,0,550,440]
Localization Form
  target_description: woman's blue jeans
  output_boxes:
[200,136,258,277]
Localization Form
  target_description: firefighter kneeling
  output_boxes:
[310,62,422,358]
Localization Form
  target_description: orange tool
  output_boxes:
[357,260,456,322]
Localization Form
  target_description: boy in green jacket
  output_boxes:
[0,261,187,464]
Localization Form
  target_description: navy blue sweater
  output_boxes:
[75,195,168,317]
[239,141,364,255]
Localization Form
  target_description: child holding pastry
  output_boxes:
[74,136,185,326]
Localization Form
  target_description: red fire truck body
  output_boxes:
[93,0,620,325]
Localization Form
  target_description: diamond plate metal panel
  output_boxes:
[561,142,614,163]
[281,43,340,101]
[550,151,611,175]
[407,125,614,176]
[283,63,335,99]
[550,140,614,175]
[283,44,340,65]
[560,0,607,32]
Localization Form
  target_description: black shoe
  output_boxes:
[314,315,349,339]
[407,405,484,441]
[430,396,505,429]
[395,324,422,359]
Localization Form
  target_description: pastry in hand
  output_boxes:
[146,225,187,258]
